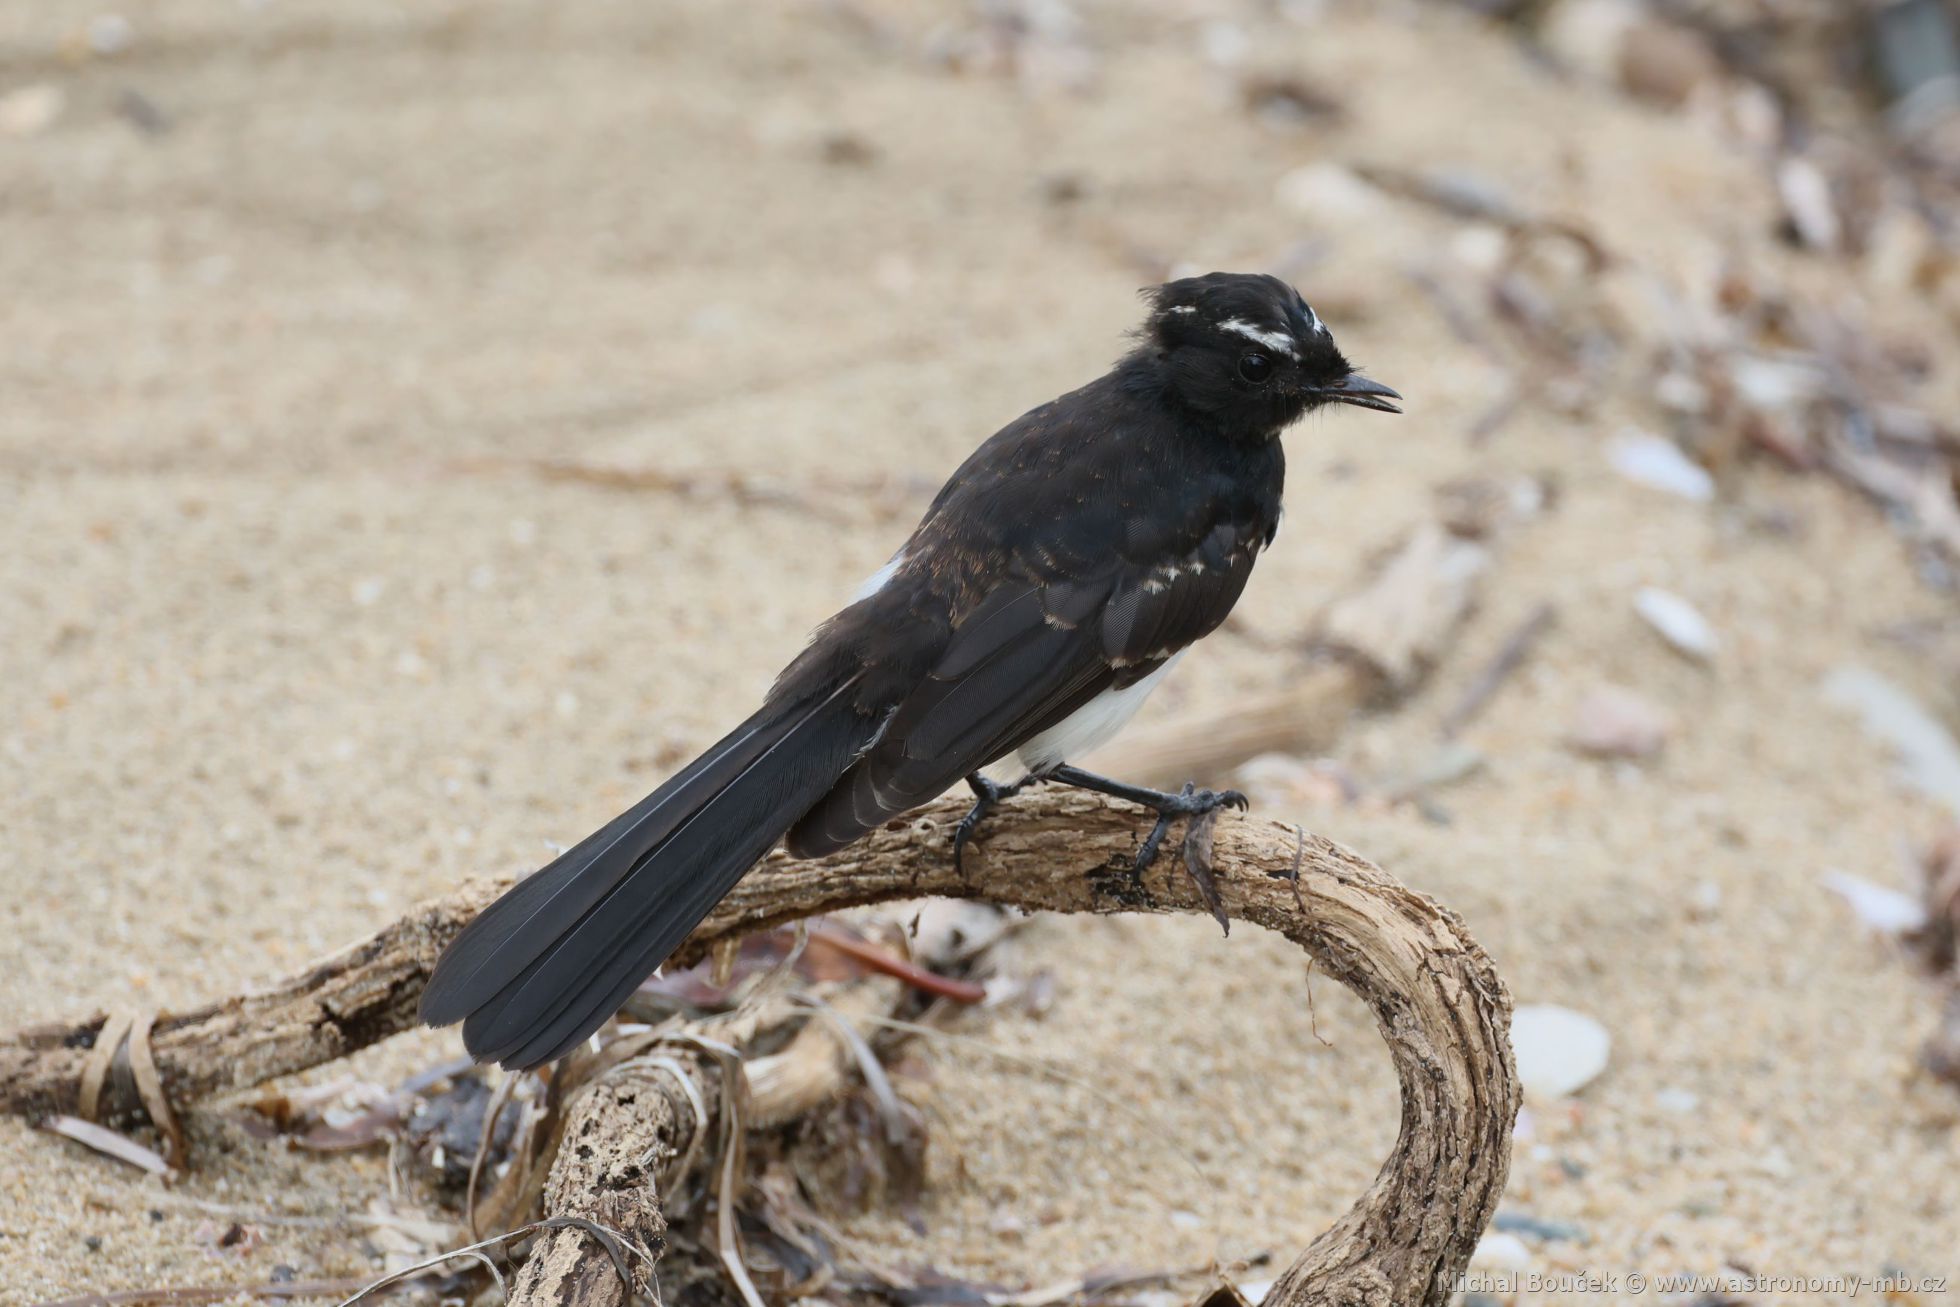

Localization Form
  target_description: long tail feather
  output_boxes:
[421,676,875,1069]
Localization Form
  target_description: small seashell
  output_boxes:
[1634,588,1719,662]
[1511,1004,1611,1100]
[1821,870,1928,935]
[1607,430,1714,501]
[1821,665,1960,816]
[1777,156,1841,253]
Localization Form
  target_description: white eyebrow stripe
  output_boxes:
[1303,303,1325,334]
[1218,317,1299,357]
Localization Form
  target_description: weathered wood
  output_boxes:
[1,879,511,1124]
[506,1055,705,1307]
[6,792,1519,1307]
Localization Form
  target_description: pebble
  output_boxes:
[1273,162,1385,224]
[0,83,63,136]
[1655,1087,1701,1114]
[88,13,136,56]
[1540,0,1641,83]
[1607,429,1714,501]
[1730,354,1825,411]
[988,1211,1027,1241]
[1617,19,1722,108]
[1451,224,1511,274]
[1493,1211,1589,1242]
[1472,1230,1534,1270]
[1634,588,1719,662]
[1394,742,1486,793]
[1567,684,1672,759]
[1512,1004,1612,1100]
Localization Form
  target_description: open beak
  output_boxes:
[1319,372,1402,414]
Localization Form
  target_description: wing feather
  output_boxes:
[785,518,1264,857]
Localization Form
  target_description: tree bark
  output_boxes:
[505,1055,705,1307]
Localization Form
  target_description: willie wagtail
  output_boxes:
[421,271,1400,1068]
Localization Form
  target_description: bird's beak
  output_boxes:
[1318,372,1402,414]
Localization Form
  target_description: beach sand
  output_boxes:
[3,2,1957,1301]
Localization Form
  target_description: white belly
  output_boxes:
[1013,650,1186,774]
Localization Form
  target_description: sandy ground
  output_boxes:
[4,1,1958,1303]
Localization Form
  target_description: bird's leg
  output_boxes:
[1045,765,1248,874]
[951,772,1041,873]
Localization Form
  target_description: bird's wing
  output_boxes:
[785,517,1264,856]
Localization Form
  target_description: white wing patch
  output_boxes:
[852,548,908,601]
[1218,317,1299,358]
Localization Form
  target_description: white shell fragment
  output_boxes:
[1607,430,1714,502]
[1511,1004,1612,1100]
[1821,665,1960,817]
[1777,155,1841,253]
[1821,870,1928,935]
[1634,588,1719,662]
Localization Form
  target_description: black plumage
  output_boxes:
[422,271,1400,1068]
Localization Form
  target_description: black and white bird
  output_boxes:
[422,271,1400,1069]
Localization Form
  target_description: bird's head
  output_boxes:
[1138,271,1400,436]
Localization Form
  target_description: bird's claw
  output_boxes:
[951,805,988,876]
[951,773,1034,874]
[1131,782,1248,875]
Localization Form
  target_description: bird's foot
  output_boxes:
[1129,781,1249,875]
[951,773,1040,874]
[1044,765,1247,876]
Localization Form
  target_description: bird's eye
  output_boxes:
[1238,353,1273,383]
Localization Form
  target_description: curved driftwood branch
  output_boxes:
[704,793,1520,1307]
[4,790,1517,1307]
[0,881,509,1123]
